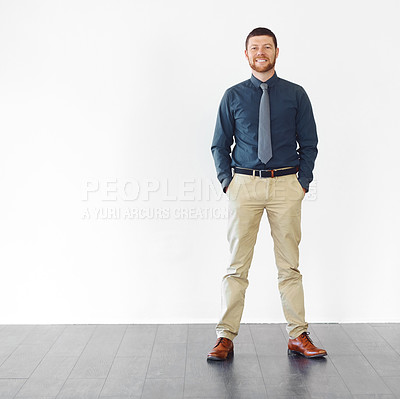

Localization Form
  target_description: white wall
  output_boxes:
[1,0,399,324]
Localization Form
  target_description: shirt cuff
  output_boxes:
[222,176,233,193]
[297,176,309,193]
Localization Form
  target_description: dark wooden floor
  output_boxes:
[0,323,399,398]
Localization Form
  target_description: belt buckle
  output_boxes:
[254,169,275,178]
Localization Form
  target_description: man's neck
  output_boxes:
[252,68,275,83]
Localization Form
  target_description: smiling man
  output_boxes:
[208,27,326,361]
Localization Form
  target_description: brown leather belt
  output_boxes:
[234,166,299,178]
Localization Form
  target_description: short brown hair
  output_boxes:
[245,27,277,50]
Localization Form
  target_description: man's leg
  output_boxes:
[265,173,308,339]
[216,174,265,341]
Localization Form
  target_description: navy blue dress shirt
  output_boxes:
[211,71,318,193]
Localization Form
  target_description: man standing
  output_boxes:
[208,27,326,361]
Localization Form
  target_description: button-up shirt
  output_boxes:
[211,71,318,192]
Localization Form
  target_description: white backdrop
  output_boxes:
[1,0,399,324]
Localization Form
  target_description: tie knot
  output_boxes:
[260,83,268,91]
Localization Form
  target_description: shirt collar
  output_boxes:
[250,71,278,88]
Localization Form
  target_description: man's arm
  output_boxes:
[211,90,235,193]
[295,87,318,193]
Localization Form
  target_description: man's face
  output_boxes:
[245,35,279,73]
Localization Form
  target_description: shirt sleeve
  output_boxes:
[295,87,318,193]
[211,90,235,192]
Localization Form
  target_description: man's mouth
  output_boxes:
[255,59,268,63]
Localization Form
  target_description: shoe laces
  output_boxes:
[301,332,314,345]
[214,337,226,348]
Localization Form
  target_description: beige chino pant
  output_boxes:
[216,170,308,340]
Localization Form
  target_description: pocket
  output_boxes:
[227,173,241,200]
[226,174,237,192]
[295,176,305,197]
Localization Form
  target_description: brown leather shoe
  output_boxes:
[207,337,234,361]
[288,332,327,358]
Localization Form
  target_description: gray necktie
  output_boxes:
[258,83,272,164]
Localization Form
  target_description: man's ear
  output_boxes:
[244,49,249,60]
[275,47,279,59]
